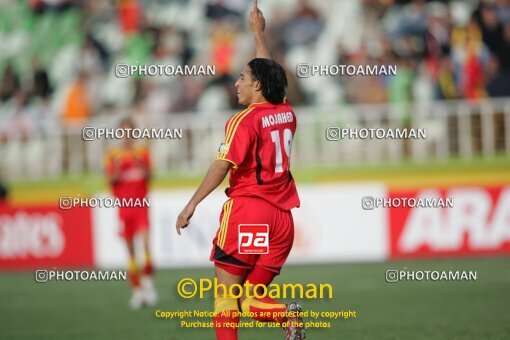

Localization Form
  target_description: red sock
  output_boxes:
[241,297,286,323]
[213,311,239,340]
[214,296,239,340]
[143,249,153,276]
[143,262,153,276]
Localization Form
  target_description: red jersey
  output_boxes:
[216,100,300,210]
[104,146,150,200]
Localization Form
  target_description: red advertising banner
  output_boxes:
[0,205,93,270]
[389,186,510,259]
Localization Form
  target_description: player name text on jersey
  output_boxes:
[261,112,294,128]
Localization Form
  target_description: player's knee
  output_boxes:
[214,294,239,313]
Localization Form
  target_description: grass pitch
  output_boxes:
[1,259,509,339]
[3,157,510,339]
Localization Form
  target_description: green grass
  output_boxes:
[1,259,509,339]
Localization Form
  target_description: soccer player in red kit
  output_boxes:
[176,1,305,339]
[104,118,157,309]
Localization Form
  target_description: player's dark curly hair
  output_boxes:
[247,58,287,104]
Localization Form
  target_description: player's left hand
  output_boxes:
[249,0,265,33]
[176,203,196,235]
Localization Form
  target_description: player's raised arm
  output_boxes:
[249,0,271,59]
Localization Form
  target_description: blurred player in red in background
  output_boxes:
[176,1,305,339]
[104,118,157,309]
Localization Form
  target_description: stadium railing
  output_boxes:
[1,98,510,180]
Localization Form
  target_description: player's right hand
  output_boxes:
[176,203,196,235]
[249,0,265,33]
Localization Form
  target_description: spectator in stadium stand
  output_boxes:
[388,55,415,106]
[205,0,242,22]
[437,55,459,99]
[487,24,510,97]
[29,0,45,14]
[83,33,110,72]
[498,0,510,24]
[281,0,323,48]
[277,55,306,106]
[211,23,236,77]
[397,0,428,37]
[117,0,142,35]
[180,31,194,66]
[474,2,503,56]
[11,0,510,120]
[265,9,288,55]
[8,92,34,139]
[501,23,510,70]
[62,71,91,127]
[424,21,447,93]
[59,70,91,173]
[0,63,20,103]
[343,48,388,104]
[425,7,451,57]
[0,179,8,205]
[472,1,510,97]
[29,56,53,102]
[29,0,76,14]
[461,20,487,100]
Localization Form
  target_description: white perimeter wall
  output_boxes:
[92,183,388,269]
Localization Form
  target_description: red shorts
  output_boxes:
[119,207,149,240]
[210,196,294,274]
